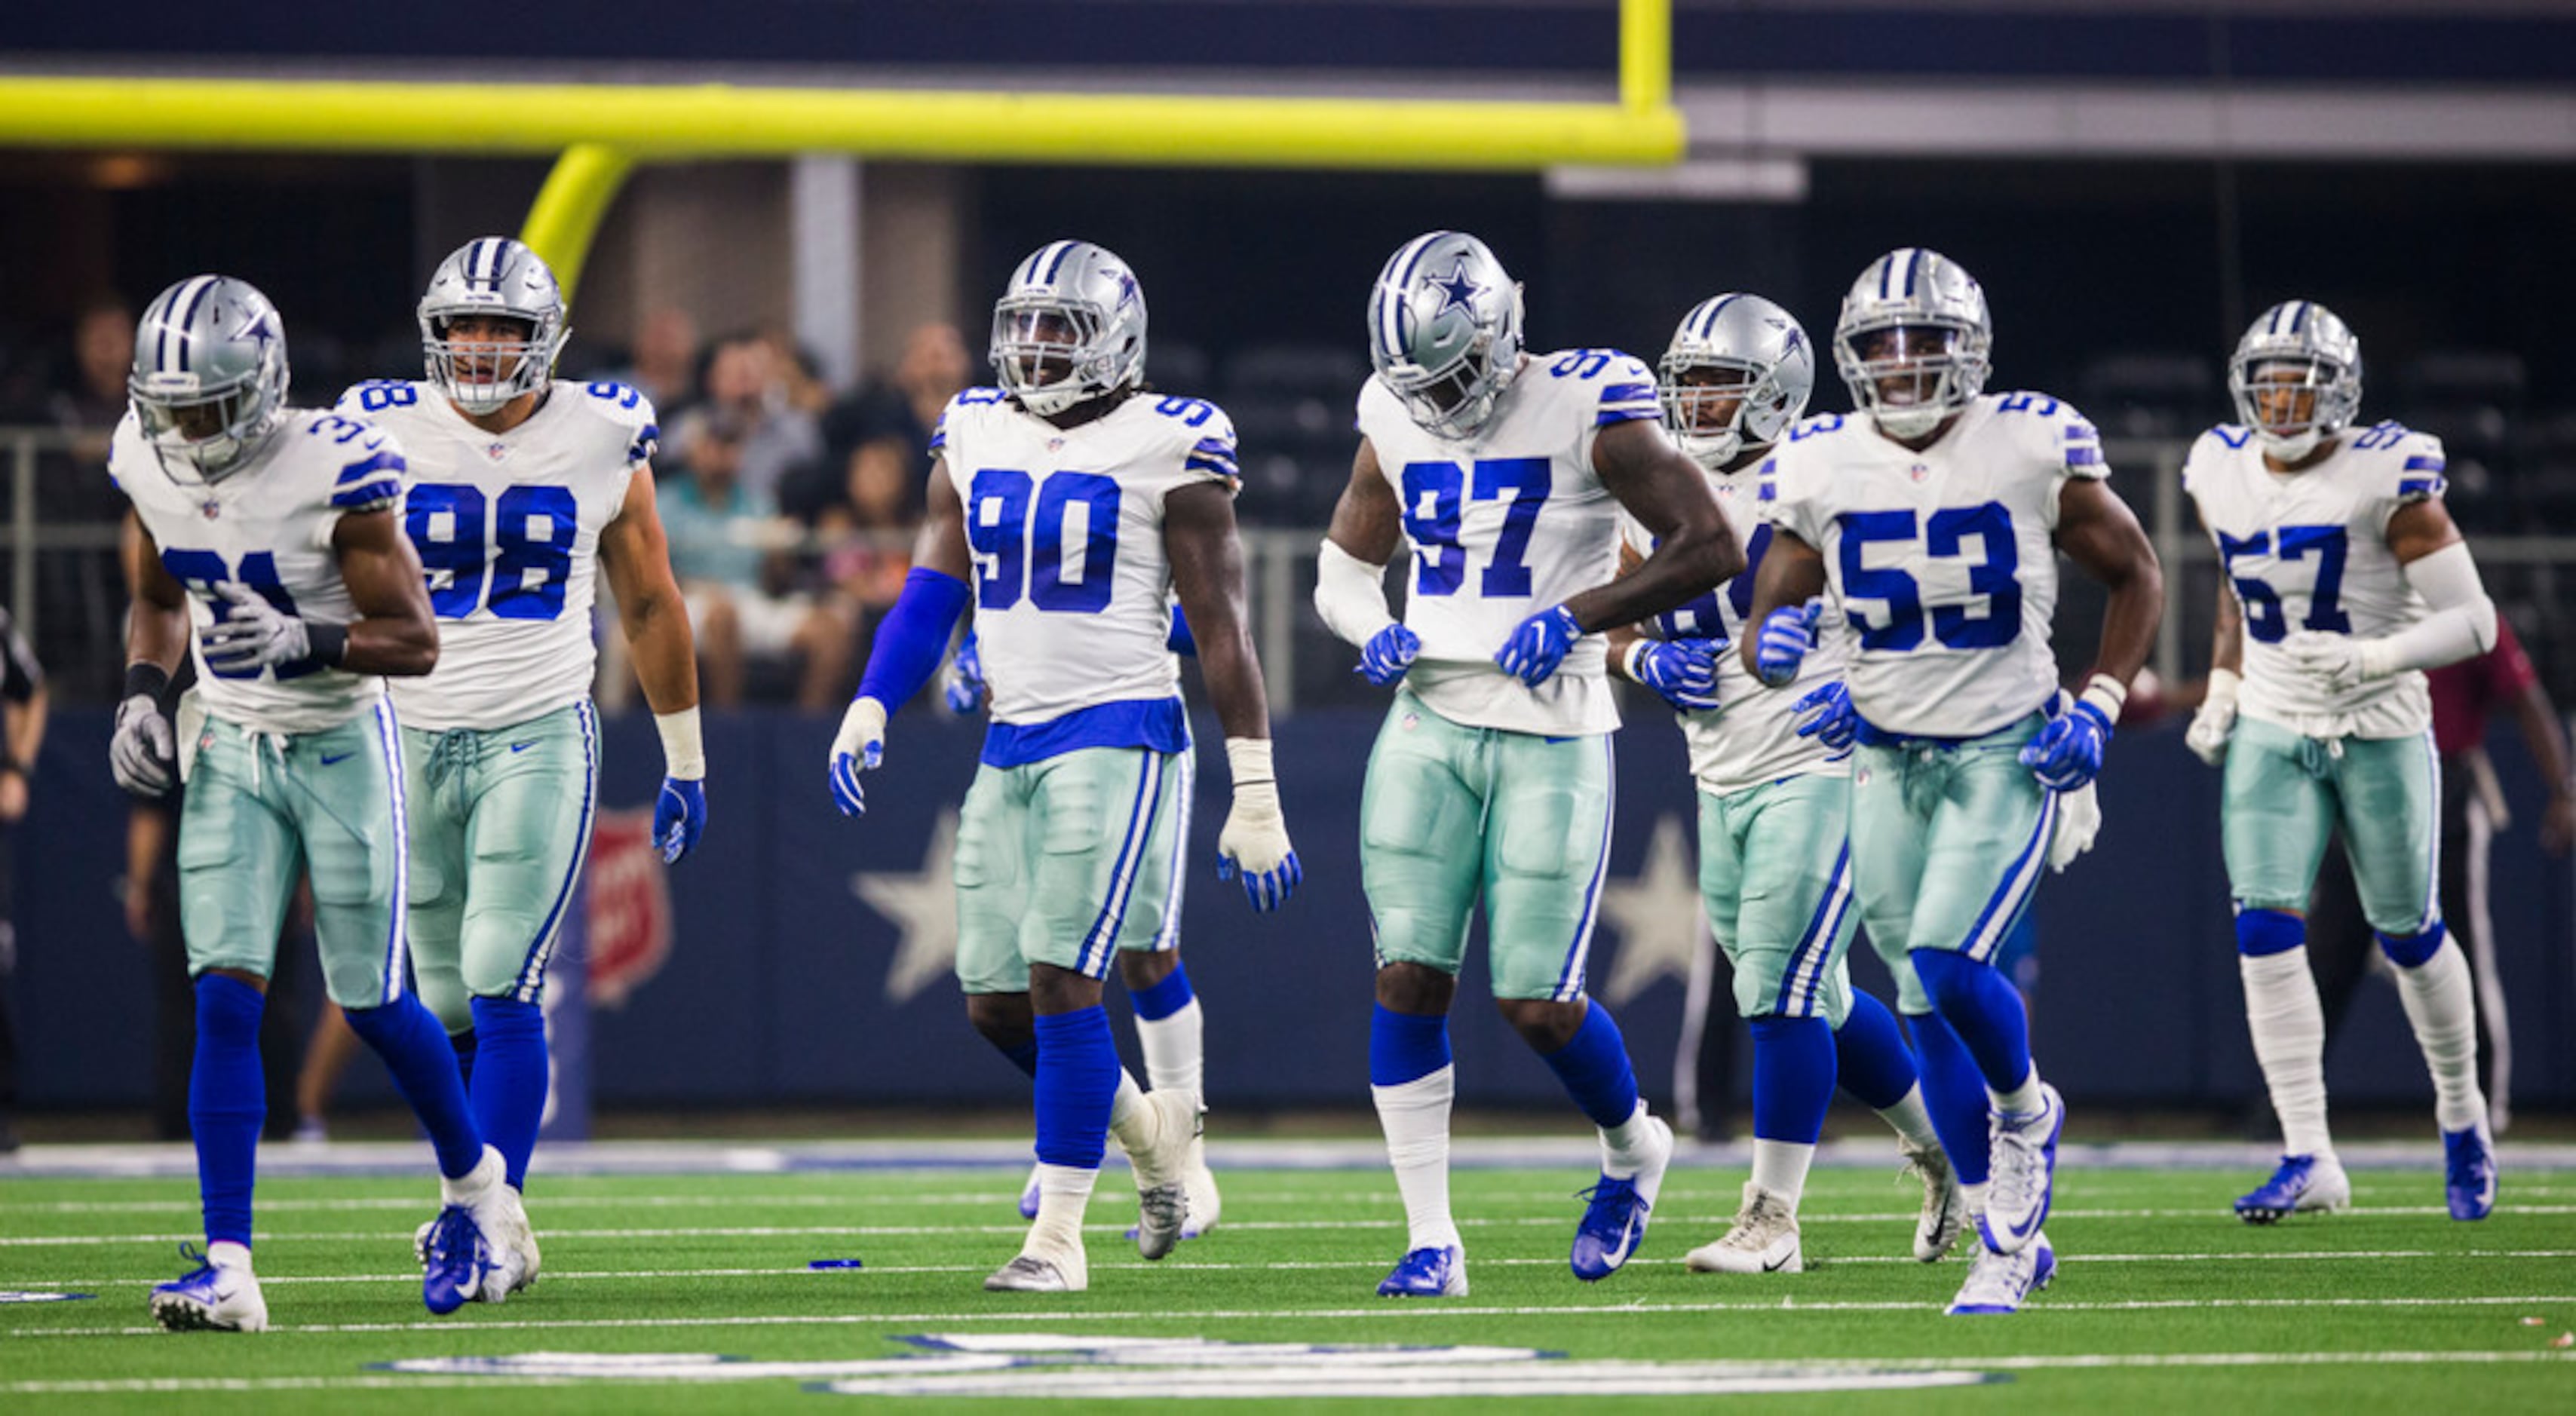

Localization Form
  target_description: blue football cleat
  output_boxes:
[1376,1245,1467,1298]
[2444,1123,2498,1221]
[2234,1154,2351,1224]
[1019,1163,1041,1221]
[1570,1113,1673,1281]
[421,1205,496,1316]
[149,1243,268,1332]
[1978,1083,2063,1256]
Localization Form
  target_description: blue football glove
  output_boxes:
[827,697,888,817]
[1791,681,1858,752]
[1494,604,1584,688]
[1753,598,1823,688]
[1630,639,1722,713]
[653,777,707,863]
[1356,623,1421,687]
[2019,698,2114,792]
[943,631,986,716]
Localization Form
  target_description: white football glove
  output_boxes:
[2047,780,2101,872]
[111,693,176,798]
[198,583,313,674]
[2185,667,2239,768]
[827,696,888,817]
[2281,630,2378,692]
[1216,738,1301,912]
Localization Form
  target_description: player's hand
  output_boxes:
[2185,669,2238,768]
[653,777,706,863]
[1494,604,1582,688]
[1216,781,1301,912]
[198,583,311,674]
[1754,599,1823,688]
[1356,624,1421,686]
[1630,639,1722,713]
[2282,630,2376,691]
[2019,697,2114,792]
[2047,780,2102,872]
[110,693,176,799]
[942,632,987,716]
[827,696,888,817]
[1791,681,1858,751]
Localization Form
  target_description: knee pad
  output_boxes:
[2234,908,2306,958]
[2375,921,2446,970]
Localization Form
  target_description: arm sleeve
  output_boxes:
[855,568,971,711]
[2360,540,2498,678]
[1313,538,1397,648]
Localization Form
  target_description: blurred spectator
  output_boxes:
[48,296,133,466]
[814,323,970,616]
[20,296,136,700]
[662,432,854,711]
[0,603,45,1151]
[609,307,703,421]
[670,334,823,502]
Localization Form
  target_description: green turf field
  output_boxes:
[5,1153,2573,1411]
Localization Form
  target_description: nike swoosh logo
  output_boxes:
[1597,1221,1639,1270]
[319,752,353,765]
[509,741,537,753]
[1763,1252,1795,1273]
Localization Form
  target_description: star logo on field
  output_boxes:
[850,808,959,1004]
[1593,813,1708,1007]
[1428,257,1484,316]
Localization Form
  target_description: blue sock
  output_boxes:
[2235,908,2305,956]
[468,997,547,1191]
[189,975,268,1249]
[1835,991,1920,1111]
[1001,1039,1040,1079]
[2377,921,2446,968]
[1032,1007,1118,1169]
[1904,1009,1992,1186]
[1369,1004,1452,1087]
[1910,948,2033,1096]
[1748,1014,1836,1145]
[1130,961,1195,1022]
[450,1027,479,1090]
[343,994,485,1180]
[1540,1002,1641,1129]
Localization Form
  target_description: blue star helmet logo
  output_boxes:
[240,313,277,353]
[1112,269,1139,311]
[1428,258,1484,317]
[1779,326,1805,358]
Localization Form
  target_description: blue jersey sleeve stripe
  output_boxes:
[1595,406,1659,428]
[331,479,403,509]
[335,449,405,484]
[2398,476,2446,498]
[2404,454,2446,472]
[2066,446,2104,467]
[1599,382,1656,405]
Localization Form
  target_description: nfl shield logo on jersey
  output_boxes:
[1909,462,1931,483]
[485,441,510,461]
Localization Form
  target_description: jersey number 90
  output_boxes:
[967,469,1120,613]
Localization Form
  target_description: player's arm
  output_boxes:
[2286,498,2497,691]
[327,509,440,677]
[2506,674,2575,857]
[1604,539,1648,673]
[600,467,711,862]
[2053,477,2165,702]
[112,513,192,798]
[1735,525,1826,684]
[1605,538,1720,713]
[1572,420,1740,635]
[1169,481,1299,910]
[827,459,972,815]
[1312,438,1419,685]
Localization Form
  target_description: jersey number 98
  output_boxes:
[406,483,578,621]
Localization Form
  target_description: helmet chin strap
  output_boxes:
[2256,426,2325,461]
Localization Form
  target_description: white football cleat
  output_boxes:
[1685,1182,1803,1275]
[437,1147,532,1301]
[1900,1136,1969,1261]
[149,1245,268,1332]
[1946,1229,2055,1315]
[2234,1154,2352,1224]
[1181,1142,1222,1238]
[1118,1089,1201,1261]
[1978,1084,2063,1256]
[986,1235,1087,1293]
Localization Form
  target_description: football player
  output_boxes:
[830,241,1300,1292]
[1314,231,1738,1298]
[2182,302,2499,1223]
[1604,293,1963,1276]
[342,237,707,1294]
[1740,249,2163,1314]
[954,606,1228,1240]
[109,275,530,1329]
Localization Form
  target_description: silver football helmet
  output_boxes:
[127,274,292,482]
[1368,231,1526,439]
[2229,300,2363,461]
[990,240,1147,417]
[419,237,569,415]
[1660,293,1815,469]
[1833,247,1992,440]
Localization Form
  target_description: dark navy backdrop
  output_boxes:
[12,706,2573,1114]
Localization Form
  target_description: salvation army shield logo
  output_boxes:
[585,808,673,1007]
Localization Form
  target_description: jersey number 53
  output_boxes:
[1835,501,2023,651]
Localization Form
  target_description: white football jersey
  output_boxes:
[340,379,654,732]
[2182,419,2448,739]
[1765,392,2108,738]
[1623,460,1850,795]
[1357,348,1664,737]
[110,406,405,734]
[935,388,1236,725]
